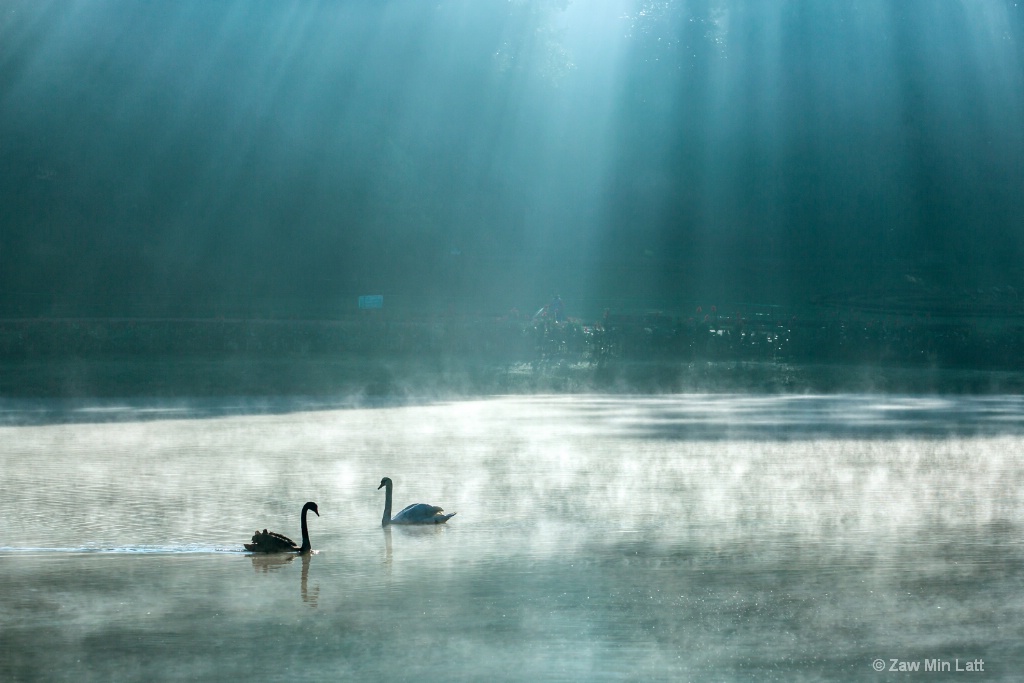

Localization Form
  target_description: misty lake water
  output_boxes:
[2,393,1023,682]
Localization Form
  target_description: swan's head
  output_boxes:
[378,477,393,490]
[303,501,320,516]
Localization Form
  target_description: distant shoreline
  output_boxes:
[2,356,1022,400]
[1,313,1022,398]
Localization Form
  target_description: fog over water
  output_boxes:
[2,395,1023,681]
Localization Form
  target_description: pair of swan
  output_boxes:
[244,478,455,554]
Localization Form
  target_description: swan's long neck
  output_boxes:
[299,506,312,552]
[382,482,393,527]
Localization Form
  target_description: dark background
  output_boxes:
[2,0,1023,320]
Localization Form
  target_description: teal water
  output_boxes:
[2,395,1023,681]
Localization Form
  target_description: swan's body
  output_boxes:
[244,501,319,553]
[378,477,455,526]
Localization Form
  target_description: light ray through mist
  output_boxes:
[3,1,1021,316]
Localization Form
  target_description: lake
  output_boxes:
[2,394,1022,681]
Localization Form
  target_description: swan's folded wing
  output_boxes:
[246,530,299,552]
[392,503,446,523]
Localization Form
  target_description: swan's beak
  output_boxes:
[313,508,320,516]
[377,482,385,489]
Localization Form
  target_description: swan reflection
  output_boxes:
[248,551,318,608]
[300,552,318,608]
[249,553,297,572]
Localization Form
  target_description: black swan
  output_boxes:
[378,477,455,526]
[244,501,319,553]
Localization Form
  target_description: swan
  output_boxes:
[244,501,319,553]
[378,477,455,526]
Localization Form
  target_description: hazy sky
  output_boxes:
[1,0,1022,317]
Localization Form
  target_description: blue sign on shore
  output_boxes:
[358,295,384,309]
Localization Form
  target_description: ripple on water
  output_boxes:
[0,394,1022,681]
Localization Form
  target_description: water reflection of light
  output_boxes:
[2,394,1022,680]
[1,394,1022,556]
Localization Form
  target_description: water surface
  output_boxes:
[2,395,1022,681]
